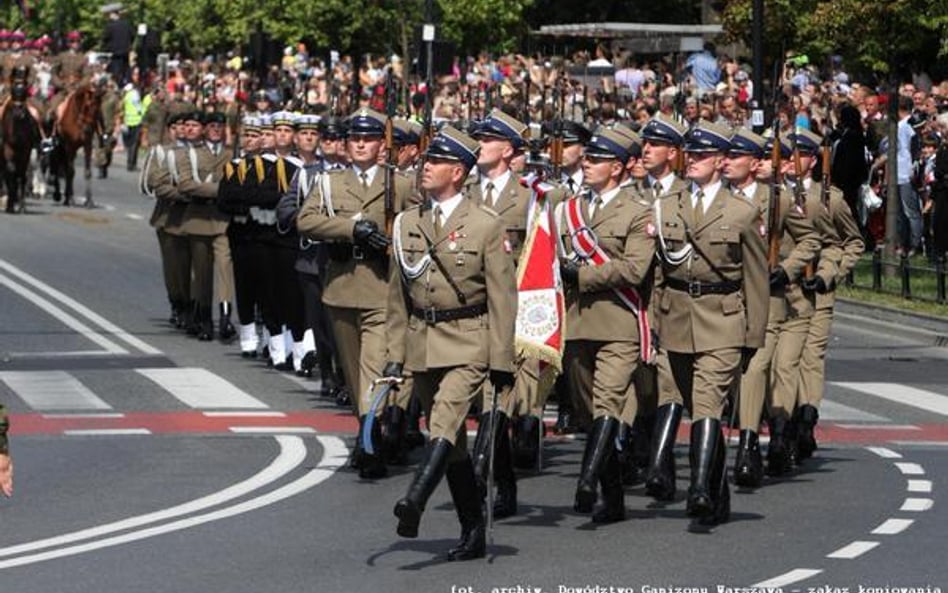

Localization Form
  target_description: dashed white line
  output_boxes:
[837,424,920,431]
[137,368,268,409]
[867,447,902,459]
[203,411,287,418]
[907,479,933,493]
[229,426,316,434]
[827,541,879,559]
[43,413,126,419]
[871,518,914,535]
[899,498,934,512]
[752,568,823,588]
[125,213,143,220]
[63,428,151,436]
[895,462,926,475]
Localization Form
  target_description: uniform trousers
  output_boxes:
[768,312,814,419]
[229,223,266,326]
[480,357,538,416]
[657,348,742,421]
[188,235,214,307]
[274,244,305,340]
[156,228,182,304]
[565,340,639,420]
[165,231,191,306]
[620,364,658,425]
[298,271,333,354]
[738,319,780,430]
[796,306,834,408]
[414,365,483,464]
[326,305,386,417]
[212,233,234,305]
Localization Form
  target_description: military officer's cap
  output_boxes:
[204,112,226,125]
[611,122,643,158]
[425,126,480,170]
[641,112,687,146]
[294,114,320,131]
[258,114,274,130]
[763,133,793,160]
[183,111,205,125]
[585,127,637,165]
[789,128,822,155]
[472,109,527,149]
[271,111,296,129]
[392,118,423,146]
[683,119,732,153]
[347,107,386,136]
[318,116,347,139]
[557,118,593,145]
[167,112,186,126]
[66,30,82,41]
[728,128,767,158]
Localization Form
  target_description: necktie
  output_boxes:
[433,205,443,236]
[694,190,705,226]
[567,178,576,195]
[589,194,602,220]
[359,172,368,189]
[653,181,662,200]
[484,181,495,206]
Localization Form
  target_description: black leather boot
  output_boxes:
[492,422,517,519]
[445,453,486,561]
[349,416,365,470]
[404,395,425,448]
[616,422,639,486]
[197,305,214,341]
[645,403,683,501]
[218,302,236,341]
[394,438,452,538]
[168,301,180,327]
[593,444,626,523]
[686,417,721,518]
[733,429,763,488]
[767,416,791,476]
[795,404,819,462]
[316,351,336,398]
[185,301,200,335]
[173,300,188,330]
[699,425,730,526]
[512,414,542,469]
[631,413,654,471]
[359,416,388,480]
[471,411,508,501]
[382,405,407,465]
[574,416,618,514]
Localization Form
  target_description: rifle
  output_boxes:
[383,69,397,250]
[766,117,783,270]
[550,78,564,179]
[232,77,242,159]
[791,129,814,279]
[522,70,531,130]
[820,131,832,210]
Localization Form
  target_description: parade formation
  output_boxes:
[3,2,943,565]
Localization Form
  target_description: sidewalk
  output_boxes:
[836,297,948,345]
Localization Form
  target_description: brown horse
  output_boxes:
[1,88,41,214]
[50,83,103,207]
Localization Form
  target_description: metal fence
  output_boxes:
[846,252,948,304]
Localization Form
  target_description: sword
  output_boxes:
[486,381,500,551]
[361,377,404,455]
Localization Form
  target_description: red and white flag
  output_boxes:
[515,174,565,377]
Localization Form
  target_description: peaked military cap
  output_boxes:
[560,118,592,145]
[318,115,347,139]
[392,118,423,145]
[271,111,296,129]
[728,128,767,158]
[684,119,732,153]
[585,127,637,165]
[183,111,206,125]
[204,112,227,125]
[294,114,320,131]
[611,122,643,158]
[641,112,687,146]
[425,125,480,170]
[789,128,822,155]
[347,107,386,136]
[472,109,527,149]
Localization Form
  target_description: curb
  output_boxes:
[836,297,948,346]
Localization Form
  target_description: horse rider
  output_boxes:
[0,66,46,145]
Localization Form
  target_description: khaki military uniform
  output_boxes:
[654,184,769,420]
[386,198,516,463]
[737,183,820,427]
[297,166,411,415]
[558,187,656,420]
[142,140,188,309]
[153,144,193,307]
[94,86,120,170]
[50,50,87,90]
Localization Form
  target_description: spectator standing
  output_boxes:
[896,95,923,255]
[100,3,135,86]
[685,43,720,97]
[119,69,151,171]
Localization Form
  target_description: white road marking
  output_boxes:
[837,424,920,430]
[42,413,126,419]
[0,258,162,355]
[907,479,933,493]
[0,435,306,558]
[826,540,879,559]
[871,518,914,535]
[0,436,346,570]
[832,382,948,417]
[752,568,823,588]
[891,441,948,447]
[229,426,316,434]
[900,497,934,512]
[203,411,286,418]
[0,371,112,410]
[125,213,143,220]
[820,399,890,423]
[136,368,268,409]
[5,351,116,358]
[866,447,902,459]
[0,272,127,354]
[63,428,151,436]
[895,462,925,475]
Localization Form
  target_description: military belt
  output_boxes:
[327,242,384,262]
[190,196,216,205]
[411,302,488,324]
[665,277,742,297]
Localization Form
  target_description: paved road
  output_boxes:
[0,171,946,592]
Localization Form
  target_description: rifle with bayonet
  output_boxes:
[232,77,243,159]
[383,68,398,251]
[791,129,815,280]
[550,77,564,179]
[767,115,783,270]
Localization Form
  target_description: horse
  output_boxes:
[1,90,41,214]
[49,82,103,207]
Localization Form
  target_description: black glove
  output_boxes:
[769,267,789,289]
[560,259,580,287]
[489,370,515,391]
[802,275,828,294]
[381,361,403,379]
[740,347,756,373]
[352,219,390,251]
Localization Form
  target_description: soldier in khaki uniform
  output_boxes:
[557,127,655,523]
[773,129,864,467]
[95,77,121,178]
[297,107,412,479]
[385,126,515,561]
[177,112,231,340]
[724,129,820,487]
[647,120,768,526]
[467,108,532,517]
